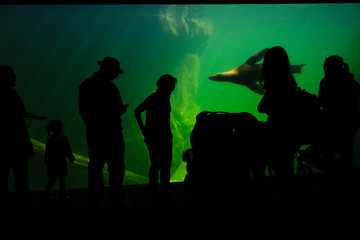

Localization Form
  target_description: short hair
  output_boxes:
[47,119,63,135]
[156,74,177,89]
[323,55,344,74]
[0,65,16,87]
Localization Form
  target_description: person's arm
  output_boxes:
[120,103,129,116]
[134,95,153,138]
[134,102,147,137]
[63,136,75,163]
[111,84,129,117]
[44,140,50,167]
[257,93,269,114]
[318,81,330,111]
[25,112,47,120]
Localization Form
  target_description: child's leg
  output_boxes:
[45,176,57,197]
[59,176,66,199]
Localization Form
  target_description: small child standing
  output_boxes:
[44,119,75,200]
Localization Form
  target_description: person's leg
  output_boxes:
[45,176,57,198]
[87,127,106,208]
[12,156,30,210]
[88,158,105,208]
[272,148,296,215]
[0,159,11,207]
[107,131,125,208]
[149,165,160,204]
[160,167,170,201]
[59,176,66,200]
[160,140,172,202]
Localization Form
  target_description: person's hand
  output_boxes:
[37,116,48,121]
[121,104,129,115]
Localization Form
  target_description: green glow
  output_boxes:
[1,4,360,189]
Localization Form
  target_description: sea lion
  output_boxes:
[209,48,305,95]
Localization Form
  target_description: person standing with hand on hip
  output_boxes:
[134,74,177,206]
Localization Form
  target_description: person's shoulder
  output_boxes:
[79,74,97,88]
[351,78,360,93]
[319,77,331,88]
[46,135,55,144]
[62,135,69,142]
[349,75,360,87]
[2,87,19,97]
[79,78,90,90]
[146,91,159,101]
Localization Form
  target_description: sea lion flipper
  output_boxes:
[245,83,265,95]
[290,64,306,74]
[245,48,269,65]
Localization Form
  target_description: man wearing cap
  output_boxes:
[78,57,128,209]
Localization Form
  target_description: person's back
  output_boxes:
[319,56,360,167]
[79,72,124,128]
[257,47,299,227]
[320,70,360,130]
[257,47,299,144]
[144,90,172,140]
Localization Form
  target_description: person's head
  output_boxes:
[260,46,297,91]
[47,119,64,136]
[156,74,177,95]
[0,65,16,88]
[97,57,124,80]
[323,55,346,77]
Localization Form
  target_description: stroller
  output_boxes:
[186,111,266,196]
[296,144,328,176]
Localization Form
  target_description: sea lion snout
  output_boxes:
[209,73,220,81]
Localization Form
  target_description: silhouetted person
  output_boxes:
[78,57,128,210]
[134,74,177,205]
[318,56,360,216]
[44,120,75,201]
[257,47,300,228]
[0,65,47,212]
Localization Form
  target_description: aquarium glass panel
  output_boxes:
[1,4,359,190]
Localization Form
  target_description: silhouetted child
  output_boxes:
[44,120,75,200]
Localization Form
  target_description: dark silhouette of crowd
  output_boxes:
[1,48,359,238]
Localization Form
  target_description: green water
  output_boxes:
[1,4,360,189]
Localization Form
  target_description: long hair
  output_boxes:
[259,46,297,92]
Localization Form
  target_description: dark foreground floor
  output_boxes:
[3,174,360,240]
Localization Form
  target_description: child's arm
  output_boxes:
[44,139,50,167]
[63,136,75,163]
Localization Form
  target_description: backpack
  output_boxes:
[294,87,321,145]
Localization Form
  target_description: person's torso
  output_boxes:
[145,92,172,138]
